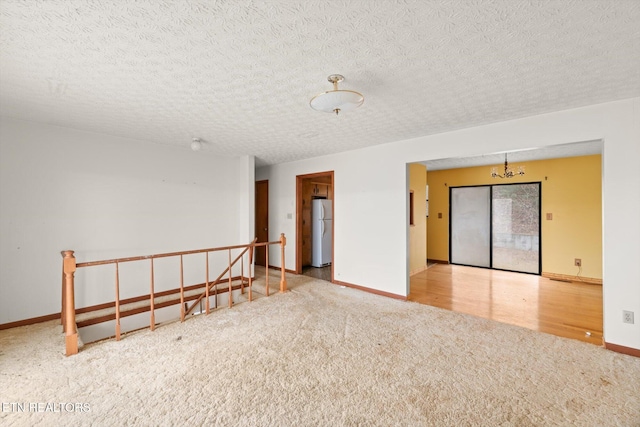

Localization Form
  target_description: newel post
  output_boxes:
[279,233,287,293]
[61,250,78,356]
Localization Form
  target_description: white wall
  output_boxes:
[258,98,640,351]
[237,155,256,244]
[0,118,251,324]
[256,152,408,294]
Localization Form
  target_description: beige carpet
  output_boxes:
[1,272,639,426]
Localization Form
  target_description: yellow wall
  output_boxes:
[426,155,602,279]
[409,163,427,274]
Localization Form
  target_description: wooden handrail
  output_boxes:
[75,240,281,268]
[61,235,287,356]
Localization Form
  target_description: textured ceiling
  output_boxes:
[1,1,639,167]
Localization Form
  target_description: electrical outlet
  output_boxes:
[623,311,634,324]
[574,258,581,267]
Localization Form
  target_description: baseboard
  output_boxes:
[605,342,640,358]
[267,264,296,274]
[333,280,406,301]
[427,259,449,265]
[0,275,249,330]
[76,282,249,328]
[2,278,398,329]
[0,313,61,330]
[410,265,429,276]
[541,272,602,285]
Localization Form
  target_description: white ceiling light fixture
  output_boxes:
[310,74,364,116]
[191,137,203,151]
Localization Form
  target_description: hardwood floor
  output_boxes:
[409,264,603,345]
[302,265,332,281]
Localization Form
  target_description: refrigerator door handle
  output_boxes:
[321,219,325,236]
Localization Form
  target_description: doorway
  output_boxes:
[295,171,334,281]
[450,182,541,274]
[421,147,603,346]
[255,180,269,266]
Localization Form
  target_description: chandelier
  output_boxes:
[310,74,364,115]
[491,154,525,178]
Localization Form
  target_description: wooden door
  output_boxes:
[255,180,269,266]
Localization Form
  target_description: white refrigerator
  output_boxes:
[311,199,332,267]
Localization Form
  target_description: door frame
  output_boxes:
[255,179,269,266]
[295,171,334,279]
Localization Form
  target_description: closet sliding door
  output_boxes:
[450,186,491,268]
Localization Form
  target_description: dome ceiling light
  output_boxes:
[310,74,364,116]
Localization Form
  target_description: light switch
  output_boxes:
[546,213,553,220]
[438,212,442,219]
